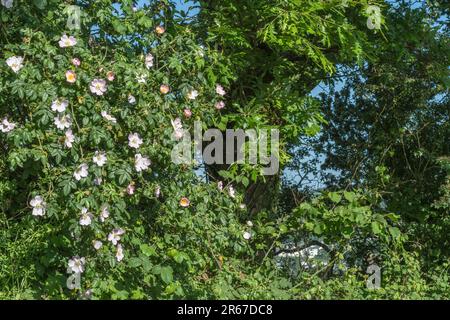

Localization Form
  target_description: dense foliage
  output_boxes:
[0,0,449,299]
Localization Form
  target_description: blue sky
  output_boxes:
[137,0,194,11]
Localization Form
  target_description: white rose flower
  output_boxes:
[243,231,252,240]
[108,228,125,246]
[128,133,143,149]
[93,240,103,250]
[101,111,117,124]
[92,151,107,167]
[68,256,85,274]
[228,185,236,198]
[89,79,107,96]
[136,73,148,84]
[59,35,77,48]
[0,118,16,133]
[155,186,161,198]
[30,195,46,216]
[171,118,184,140]
[54,115,72,130]
[187,89,199,100]
[134,153,151,172]
[126,183,135,195]
[216,84,226,96]
[145,53,154,69]
[100,205,110,222]
[74,163,89,181]
[128,94,136,104]
[79,207,93,226]
[65,70,77,83]
[6,56,24,73]
[215,101,225,110]
[64,129,75,148]
[116,244,124,262]
[51,99,69,113]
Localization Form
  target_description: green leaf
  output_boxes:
[141,257,152,272]
[128,257,142,268]
[168,248,184,263]
[112,20,127,34]
[137,16,153,28]
[328,192,342,203]
[389,227,401,240]
[63,183,71,196]
[33,0,47,9]
[131,289,145,300]
[140,244,155,257]
[371,221,381,235]
[241,176,249,187]
[343,191,356,202]
[160,266,173,284]
[313,223,323,235]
